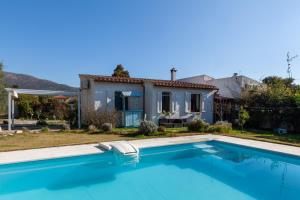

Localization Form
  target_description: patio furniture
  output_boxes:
[159,115,193,128]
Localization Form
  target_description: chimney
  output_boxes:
[233,73,238,77]
[170,67,177,81]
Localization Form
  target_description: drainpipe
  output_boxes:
[123,96,125,127]
[77,90,81,129]
[8,92,11,131]
[143,83,146,121]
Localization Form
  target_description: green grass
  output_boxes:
[0,127,300,152]
[223,129,300,147]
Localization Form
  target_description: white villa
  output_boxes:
[79,69,217,127]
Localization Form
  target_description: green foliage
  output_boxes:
[36,119,48,126]
[158,126,166,132]
[238,107,250,132]
[295,94,300,106]
[16,94,74,121]
[242,76,300,132]
[208,121,232,133]
[17,95,36,119]
[139,121,158,135]
[262,76,294,88]
[112,64,130,77]
[187,120,209,132]
[40,126,49,132]
[102,123,113,132]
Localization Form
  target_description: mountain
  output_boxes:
[4,72,78,92]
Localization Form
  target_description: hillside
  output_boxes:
[4,72,78,92]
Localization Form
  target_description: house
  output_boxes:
[179,73,260,122]
[179,73,260,99]
[79,69,217,127]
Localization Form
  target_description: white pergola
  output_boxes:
[5,88,81,131]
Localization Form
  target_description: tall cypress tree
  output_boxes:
[112,64,130,78]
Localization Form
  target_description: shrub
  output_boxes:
[187,120,209,132]
[207,121,232,133]
[36,119,48,126]
[238,107,250,133]
[102,123,113,132]
[139,121,158,135]
[61,123,71,131]
[40,126,49,132]
[158,126,166,132]
[87,125,97,132]
[85,108,120,128]
[21,127,30,133]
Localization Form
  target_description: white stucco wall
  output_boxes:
[146,86,216,124]
[93,82,144,111]
[80,77,216,125]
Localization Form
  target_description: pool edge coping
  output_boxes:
[1,134,300,165]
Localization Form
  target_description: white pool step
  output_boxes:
[99,141,139,156]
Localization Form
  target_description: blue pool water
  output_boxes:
[0,141,300,200]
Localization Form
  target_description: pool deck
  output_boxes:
[1,134,300,164]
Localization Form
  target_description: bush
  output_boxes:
[207,121,232,133]
[61,123,71,131]
[36,119,48,126]
[85,108,120,128]
[21,127,30,133]
[87,125,97,132]
[102,123,113,132]
[139,121,158,135]
[41,126,49,132]
[187,120,209,132]
[158,126,166,132]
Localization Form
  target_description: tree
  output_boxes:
[262,76,295,88]
[112,64,130,77]
[0,62,6,114]
[238,107,249,133]
[241,75,300,132]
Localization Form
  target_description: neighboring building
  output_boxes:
[179,73,260,122]
[179,73,260,99]
[79,69,217,127]
[53,96,69,103]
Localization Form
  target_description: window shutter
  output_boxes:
[185,92,191,113]
[106,90,114,109]
[157,92,162,113]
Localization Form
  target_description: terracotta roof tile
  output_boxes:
[79,74,217,90]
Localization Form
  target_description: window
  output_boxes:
[191,94,201,112]
[162,92,171,112]
[115,91,128,111]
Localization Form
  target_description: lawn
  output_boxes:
[0,128,300,152]
[221,129,300,147]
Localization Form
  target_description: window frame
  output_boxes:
[190,93,201,113]
[162,91,171,113]
[114,91,129,111]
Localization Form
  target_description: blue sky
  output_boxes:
[1,0,300,87]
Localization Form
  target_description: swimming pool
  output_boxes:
[0,141,299,200]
